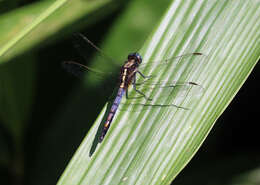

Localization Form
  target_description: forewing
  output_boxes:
[62,61,110,79]
[72,33,120,67]
[138,53,206,76]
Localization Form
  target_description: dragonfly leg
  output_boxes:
[132,75,152,101]
[133,85,152,101]
[126,86,140,99]
[126,88,129,99]
[137,71,153,79]
[125,75,152,101]
[125,85,142,100]
[135,71,154,86]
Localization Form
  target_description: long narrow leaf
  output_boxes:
[0,0,116,63]
[57,0,259,185]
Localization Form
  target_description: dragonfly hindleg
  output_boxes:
[125,86,147,100]
[133,84,152,101]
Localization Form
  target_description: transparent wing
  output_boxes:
[115,53,207,112]
[62,61,111,78]
[118,80,204,112]
[138,53,206,74]
[72,33,120,67]
[62,61,119,100]
[64,36,206,112]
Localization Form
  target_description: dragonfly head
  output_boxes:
[128,52,142,65]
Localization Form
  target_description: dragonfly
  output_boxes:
[63,34,205,142]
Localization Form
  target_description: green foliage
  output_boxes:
[0,0,259,185]
[57,0,260,185]
[0,0,117,63]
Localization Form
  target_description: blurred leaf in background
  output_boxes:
[0,0,124,184]
[56,0,259,185]
[0,0,259,185]
[0,0,172,184]
[0,0,122,63]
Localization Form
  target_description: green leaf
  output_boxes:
[57,0,260,185]
[0,0,119,165]
[0,54,35,147]
[228,167,260,185]
[0,0,117,63]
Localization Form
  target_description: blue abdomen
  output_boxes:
[99,88,125,142]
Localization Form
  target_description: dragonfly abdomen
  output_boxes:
[99,88,125,142]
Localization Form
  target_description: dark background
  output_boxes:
[0,1,259,185]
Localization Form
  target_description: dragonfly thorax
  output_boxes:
[127,52,142,65]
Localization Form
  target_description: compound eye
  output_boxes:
[128,53,134,60]
[136,53,142,63]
